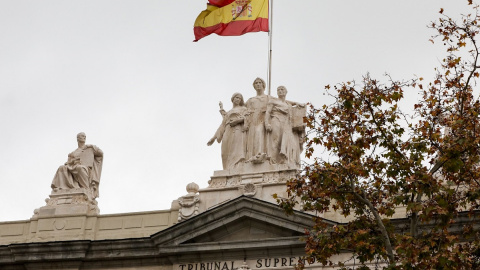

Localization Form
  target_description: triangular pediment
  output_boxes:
[151,196,338,248]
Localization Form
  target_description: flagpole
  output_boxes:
[267,0,273,96]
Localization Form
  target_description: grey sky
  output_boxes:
[0,1,470,221]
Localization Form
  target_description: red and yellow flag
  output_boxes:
[194,0,269,42]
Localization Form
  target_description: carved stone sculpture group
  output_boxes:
[208,78,305,170]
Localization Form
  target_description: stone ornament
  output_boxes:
[237,261,251,270]
[208,78,305,171]
[226,176,240,186]
[266,171,295,183]
[242,183,256,197]
[51,132,103,199]
[208,178,227,189]
[186,182,200,194]
[178,182,200,222]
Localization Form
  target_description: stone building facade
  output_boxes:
[0,169,342,270]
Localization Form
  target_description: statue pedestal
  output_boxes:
[28,189,99,242]
[198,165,298,212]
[36,188,99,218]
[209,163,298,188]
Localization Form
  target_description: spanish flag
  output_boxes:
[194,0,269,42]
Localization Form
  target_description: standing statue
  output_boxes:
[245,77,271,163]
[51,132,103,198]
[207,93,247,170]
[265,86,305,167]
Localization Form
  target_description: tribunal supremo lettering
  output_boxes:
[179,257,311,270]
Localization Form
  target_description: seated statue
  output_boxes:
[51,132,103,198]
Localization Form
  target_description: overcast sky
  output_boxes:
[0,1,471,221]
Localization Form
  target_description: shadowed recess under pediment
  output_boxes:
[182,216,303,244]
